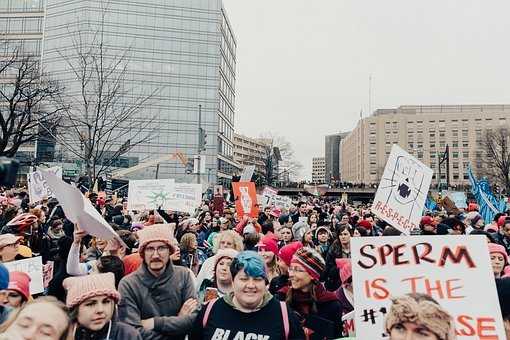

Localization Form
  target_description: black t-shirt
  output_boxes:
[189,296,305,340]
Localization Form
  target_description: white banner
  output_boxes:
[273,195,292,211]
[127,179,175,211]
[371,144,433,234]
[352,236,505,340]
[27,166,62,204]
[166,183,202,214]
[261,186,278,208]
[4,257,43,295]
[240,165,255,182]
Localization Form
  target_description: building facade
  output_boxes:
[233,133,267,176]
[341,105,510,187]
[42,0,238,185]
[311,157,325,184]
[325,132,348,184]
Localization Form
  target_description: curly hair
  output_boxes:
[213,230,244,253]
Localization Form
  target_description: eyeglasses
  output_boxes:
[145,246,170,255]
[288,266,307,273]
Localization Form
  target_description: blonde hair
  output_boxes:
[213,230,244,253]
[180,233,197,252]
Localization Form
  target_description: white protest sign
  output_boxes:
[446,191,468,209]
[27,166,62,203]
[371,144,433,234]
[127,179,175,211]
[166,183,202,214]
[273,195,292,211]
[41,170,122,243]
[352,236,505,340]
[261,186,278,208]
[4,257,43,294]
[240,165,255,182]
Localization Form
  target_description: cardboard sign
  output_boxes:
[351,236,505,340]
[4,257,44,295]
[446,191,468,209]
[232,182,259,218]
[240,165,255,182]
[261,186,278,207]
[27,166,62,203]
[41,170,123,243]
[273,195,292,211]
[127,179,175,211]
[166,183,202,214]
[371,144,433,234]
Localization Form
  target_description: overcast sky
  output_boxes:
[222,0,510,180]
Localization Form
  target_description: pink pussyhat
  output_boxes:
[63,273,120,308]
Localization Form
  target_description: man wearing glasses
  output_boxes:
[118,224,198,340]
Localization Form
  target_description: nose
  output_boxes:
[20,326,38,340]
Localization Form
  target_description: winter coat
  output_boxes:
[74,320,142,340]
[118,261,198,340]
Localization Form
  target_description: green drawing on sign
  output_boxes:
[147,191,171,207]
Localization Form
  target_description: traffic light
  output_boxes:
[199,128,207,151]
[185,160,194,174]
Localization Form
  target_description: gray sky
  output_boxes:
[223,0,510,180]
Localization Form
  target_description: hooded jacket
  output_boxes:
[118,261,198,340]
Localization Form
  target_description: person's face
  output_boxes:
[339,229,351,245]
[0,289,24,308]
[232,270,266,311]
[189,236,198,250]
[353,229,361,237]
[189,223,199,233]
[96,239,108,251]
[450,226,463,235]
[389,322,439,340]
[220,221,229,231]
[143,241,170,273]
[219,235,234,250]
[288,262,313,291]
[423,224,435,233]
[309,215,317,224]
[77,295,114,332]
[264,208,271,217]
[0,242,19,262]
[215,257,233,283]
[491,253,505,276]
[502,224,510,238]
[258,250,275,265]
[280,228,292,242]
[205,212,212,222]
[341,215,350,224]
[303,231,313,243]
[6,302,68,340]
[365,216,374,224]
[299,205,307,214]
[317,231,329,243]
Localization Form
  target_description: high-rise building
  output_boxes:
[43,0,238,185]
[341,105,510,186]
[325,132,348,183]
[311,157,325,184]
[233,133,266,176]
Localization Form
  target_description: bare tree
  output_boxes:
[483,127,510,194]
[45,3,159,189]
[259,133,303,187]
[0,45,63,158]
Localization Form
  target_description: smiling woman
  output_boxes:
[63,273,142,340]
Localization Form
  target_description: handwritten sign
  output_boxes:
[371,144,433,234]
[240,165,255,182]
[4,257,43,295]
[351,236,505,340]
[127,179,175,211]
[166,183,202,214]
[27,167,62,203]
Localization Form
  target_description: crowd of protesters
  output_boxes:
[0,186,509,339]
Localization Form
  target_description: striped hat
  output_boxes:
[291,247,325,282]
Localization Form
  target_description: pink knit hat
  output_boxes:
[63,273,120,308]
[214,248,239,268]
[137,224,175,254]
[7,271,31,302]
[488,243,509,266]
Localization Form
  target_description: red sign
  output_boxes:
[232,182,259,218]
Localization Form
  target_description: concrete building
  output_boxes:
[341,105,510,187]
[325,132,348,184]
[42,0,238,185]
[312,157,325,184]
[233,133,267,176]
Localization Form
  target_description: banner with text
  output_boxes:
[127,179,175,211]
[232,182,259,218]
[351,235,505,340]
[4,257,44,295]
[166,183,202,214]
[28,166,62,204]
[371,144,433,234]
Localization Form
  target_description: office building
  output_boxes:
[43,0,238,185]
[312,157,325,184]
[233,133,267,176]
[325,132,348,183]
[341,105,510,187]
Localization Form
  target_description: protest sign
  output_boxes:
[41,170,123,243]
[43,261,54,289]
[341,311,355,338]
[446,191,468,209]
[27,166,62,203]
[166,183,202,214]
[4,257,43,294]
[240,165,255,182]
[127,179,175,211]
[261,186,278,207]
[213,185,224,197]
[371,144,433,234]
[232,182,259,218]
[273,195,292,211]
[351,235,505,340]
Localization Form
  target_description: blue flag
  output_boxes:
[467,165,507,223]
